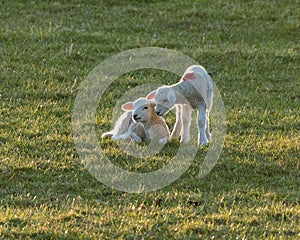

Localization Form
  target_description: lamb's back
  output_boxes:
[113,111,133,136]
[173,65,212,108]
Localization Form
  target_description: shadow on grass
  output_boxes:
[1,231,78,240]
[185,142,300,201]
[0,163,115,208]
[2,143,298,202]
[1,138,299,239]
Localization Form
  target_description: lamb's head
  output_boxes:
[147,86,176,116]
[122,98,156,123]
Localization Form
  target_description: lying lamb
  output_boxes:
[102,97,170,144]
[101,109,146,142]
[147,65,213,146]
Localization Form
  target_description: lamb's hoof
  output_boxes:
[132,136,142,143]
[206,133,211,141]
[198,140,208,146]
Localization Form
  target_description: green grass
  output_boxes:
[1,0,299,239]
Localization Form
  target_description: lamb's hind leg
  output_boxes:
[197,102,208,146]
[205,109,211,141]
[170,105,182,140]
[180,105,192,144]
[205,91,213,141]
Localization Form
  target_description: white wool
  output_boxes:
[147,65,213,146]
[131,98,170,144]
[102,97,170,144]
[132,98,154,110]
[101,111,146,142]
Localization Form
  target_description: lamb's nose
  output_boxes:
[133,114,138,119]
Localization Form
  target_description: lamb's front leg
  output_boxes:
[129,122,145,142]
[205,109,211,141]
[170,104,182,140]
[180,105,192,144]
[197,102,208,145]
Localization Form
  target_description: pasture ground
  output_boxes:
[0,1,299,239]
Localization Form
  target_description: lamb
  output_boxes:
[101,110,146,142]
[102,97,170,144]
[147,65,213,146]
[122,97,170,144]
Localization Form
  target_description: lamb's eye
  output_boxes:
[143,106,148,110]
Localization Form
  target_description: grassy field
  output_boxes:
[1,0,299,239]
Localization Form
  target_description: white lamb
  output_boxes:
[101,110,146,142]
[102,97,170,144]
[147,65,213,146]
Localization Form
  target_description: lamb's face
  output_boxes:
[130,98,156,123]
[133,103,155,123]
[154,87,176,116]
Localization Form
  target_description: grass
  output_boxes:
[0,0,299,239]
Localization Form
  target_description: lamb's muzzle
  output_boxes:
[155,104,169,116]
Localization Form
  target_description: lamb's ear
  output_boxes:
[146,90,156,100]
[121,102,134,111]
[167,90,176,103]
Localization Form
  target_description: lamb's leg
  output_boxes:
[205,109,211,141]
[180,105,191,144]
[101,131,114,138]
[129,122,144,142]
[130,133,142,143]
[112,133,131,141]
[205,92,213,141]
[197,102,208,145]
[170,104,182,140]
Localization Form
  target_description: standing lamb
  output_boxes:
[147,65,213,146]
[102,97,170,144]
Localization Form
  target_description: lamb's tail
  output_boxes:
[101,131,114,138]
